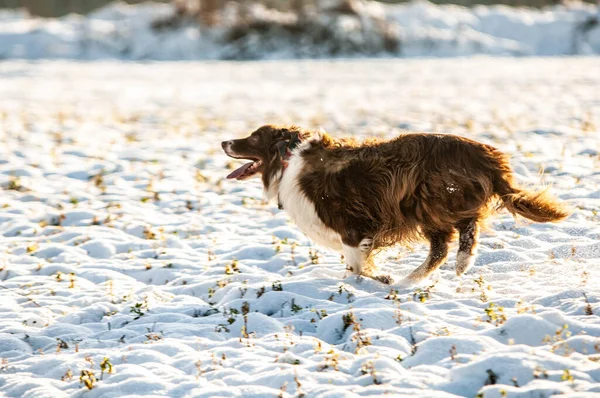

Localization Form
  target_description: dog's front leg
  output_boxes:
[342,239,372,275]
[342,238,393,284]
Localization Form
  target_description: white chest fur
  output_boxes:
[276,153,343,252]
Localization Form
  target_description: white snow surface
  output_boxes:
[0,58,599,397]
[0,0,599,59]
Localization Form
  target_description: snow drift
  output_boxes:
[0,0,599,60]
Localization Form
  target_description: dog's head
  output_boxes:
[221,125,303,181]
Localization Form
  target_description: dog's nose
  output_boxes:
[221,141,232,149]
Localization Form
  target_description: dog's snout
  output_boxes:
[221,140,233,149]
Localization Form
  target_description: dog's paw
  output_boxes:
[373,274,394,285]
[430,269,441,284]
[359,238,373,253]
[395,276,420,289]
[455,251,475,276]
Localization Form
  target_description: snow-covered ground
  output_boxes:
[0,0,599,60]
[0,58,599,397]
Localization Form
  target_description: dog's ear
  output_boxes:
[275,140,289,158]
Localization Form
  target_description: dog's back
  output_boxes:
[299,132,567,248]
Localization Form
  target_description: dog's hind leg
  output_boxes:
[404,229,451,284]
[455,218,479,276]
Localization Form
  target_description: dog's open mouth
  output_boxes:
[227,159,263,180]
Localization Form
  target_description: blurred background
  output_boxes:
[0,0,598,59]
[1,0,589,17]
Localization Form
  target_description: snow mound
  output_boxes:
[0,58,599,396]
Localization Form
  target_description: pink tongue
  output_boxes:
[227,162,254,179]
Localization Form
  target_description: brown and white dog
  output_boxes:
[222,125,569,285]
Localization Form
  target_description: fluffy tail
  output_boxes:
[479,145,570,223]
[501,189,570,223]
[496,182,570,223]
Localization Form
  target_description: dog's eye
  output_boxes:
[249,136,259,144]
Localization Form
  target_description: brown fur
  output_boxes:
[223,125,570,283]
[298,130,569,249]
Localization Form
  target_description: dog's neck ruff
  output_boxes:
[277,132,302,210]
[279,133,302,170]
